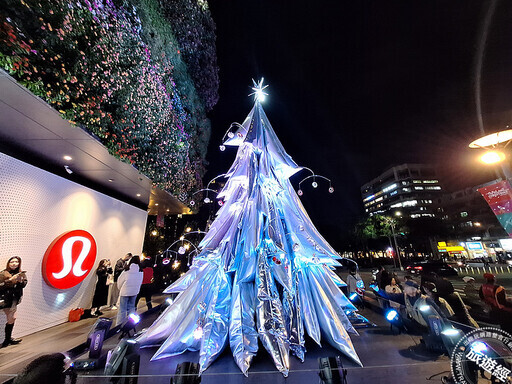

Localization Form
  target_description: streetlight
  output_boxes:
[469,129,512,178]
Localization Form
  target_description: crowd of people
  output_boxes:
[369,266,512,332]
[0,252,155,353]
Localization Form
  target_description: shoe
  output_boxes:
[1,340,8,348]
[9,338,21,345]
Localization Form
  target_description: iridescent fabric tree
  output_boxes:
[137,80,362,376]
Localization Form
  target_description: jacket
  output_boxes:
[479,283,512,312]
[117,264,143,297]
[0,270,27,307]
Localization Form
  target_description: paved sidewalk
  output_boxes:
[0,296,164,383]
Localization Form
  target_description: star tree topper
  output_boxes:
[249,78,269,102]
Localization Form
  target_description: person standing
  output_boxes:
[136,259,154,311]
[110,253,132,310]
[90,259,113,316]
[479,273,512,332]
[116,256,143,325]
[0,256,27,347]
[376,266,391,290]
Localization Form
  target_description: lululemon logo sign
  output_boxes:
[42,230,97,289]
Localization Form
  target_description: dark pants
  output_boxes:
[136,284,153,310]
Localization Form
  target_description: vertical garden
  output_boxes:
[0,0,219,199]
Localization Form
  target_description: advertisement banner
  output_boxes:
[478,180,512,236]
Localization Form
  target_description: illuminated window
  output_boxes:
[382,183,397,193]
[460,211,468,217]
[414,186,424,190]
[426,186,442,190]
[413,180,423,184]
[403,187,411,192]
[423,180,439,184]
[402,200,418,207]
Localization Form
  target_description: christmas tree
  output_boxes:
[137,80,362,376]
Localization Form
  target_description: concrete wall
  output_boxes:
[0,152,148,337]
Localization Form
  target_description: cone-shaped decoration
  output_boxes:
[137,80,363,374]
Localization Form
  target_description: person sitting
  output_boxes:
[422,281,454,319]
[403,280,444,331]
[385,277,402,309]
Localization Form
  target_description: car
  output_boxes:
[465,258,487,268]
[405,260,458,277]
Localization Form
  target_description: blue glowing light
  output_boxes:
[471,341,488,354]
[441,328,460,337]
[356,280,365,289]
[349,292,358,301]
[385,309,399,321]
[128,313,141,324]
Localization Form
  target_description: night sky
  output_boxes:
[203,1,512,249]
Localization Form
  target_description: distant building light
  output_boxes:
[382,183,397,193]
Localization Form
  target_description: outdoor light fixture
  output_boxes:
[312,181,318,188]
[63,155,73,161]
[151,230,158,236]
[441,328,460,337]
[119,313,141,339]
[480,150,506,164]
[185,227,192,232]
[385,309,399,322]
[64,165,73,174]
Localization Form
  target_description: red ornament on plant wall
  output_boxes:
[42,230,97,289]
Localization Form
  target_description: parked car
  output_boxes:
[405,260,458,277]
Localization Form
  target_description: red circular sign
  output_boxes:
[42,230,97,289]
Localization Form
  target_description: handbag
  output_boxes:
[68,308,85,322]
[106,274,114,286]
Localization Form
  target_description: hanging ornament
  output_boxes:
[227,132,234,138]
[204,197,211,204]
[178,246,186,255]
[237,132,243,138]
[193,326,204,340]
[218,200,224,206]
[329,187,334,193]
[299,225,304,231]
[219,145,226,151]
[189,200,195,206]
[312,181,318,188]
[292,243,300,252]
[297,189,303,196]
